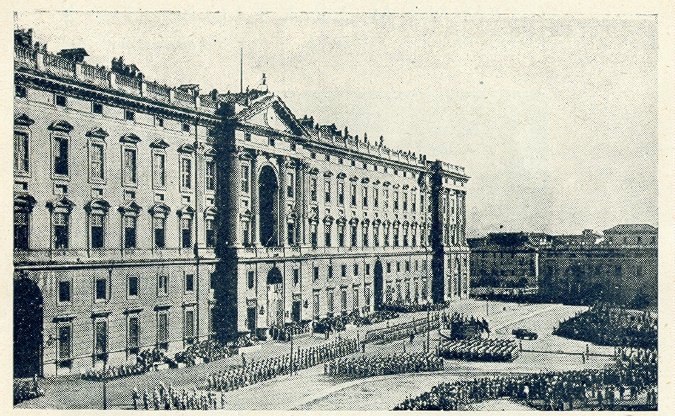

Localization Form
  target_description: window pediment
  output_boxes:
[48,120,74,133]
[118,200,142,215]
[308,167,319,175]
[85,198,111,213]
[349,217,359,226]
[150,139,170,149]
[86,127,109,139]
[14,113,35,127]
[204,146,217,156]
[323,215,335,225]
[349,176,359,182]
[361,177,370,184]
[177,204,195,216]
[120,133,141,144]
[149,202,171,217]
[337,172,347,179]
[14,193,36,212]
[323,171,333,178]
[204,205,217,217]
[178,143,195,154]
[47,196,75,213]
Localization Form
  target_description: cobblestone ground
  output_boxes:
[17,300,621,410]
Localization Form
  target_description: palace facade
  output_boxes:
[13,29,470,377]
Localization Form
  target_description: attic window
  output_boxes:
[244,133,251,142]
[157,117,164,127]
[325,154,330,162]
[290,143,296,151]
[182,123,191,133]
[351,160,356,167]
[125,110,135,121]
[92,103,103,114]
[269,138,275,147]
[310,152,316,159]
[55,95,67,107]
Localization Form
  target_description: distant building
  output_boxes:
[538,245,657,307]
[603,224,657,248]
[552,229,601,247]
[468,232,552,288]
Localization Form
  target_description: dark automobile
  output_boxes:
[512,328,538,340]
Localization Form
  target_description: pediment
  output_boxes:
[239,98,306,137]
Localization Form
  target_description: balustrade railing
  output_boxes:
[14,46,36,67]
[43,53,75,77]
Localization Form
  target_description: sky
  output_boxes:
[13,11,658,237]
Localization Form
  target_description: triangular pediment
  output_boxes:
[238,96,307,137]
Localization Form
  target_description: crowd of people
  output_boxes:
[364,312,441,344]
[381,300,451,314]
[443,312,490,339]
[131,383,225,410]
[203,338,359,392]
[554,304,657,350]
[82,348,161,381]
[314,310,400,334]
[394,348,657,411]
[173,339,234,366]
[268,321,312,341]
[437,339,519,362]
[324,352,444,378]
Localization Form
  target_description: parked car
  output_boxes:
[512,328,538,340]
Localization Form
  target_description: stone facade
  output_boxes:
[13,29,469,377]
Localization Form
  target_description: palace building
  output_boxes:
[13,29,470,377]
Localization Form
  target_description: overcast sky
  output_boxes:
[14,11,658,236]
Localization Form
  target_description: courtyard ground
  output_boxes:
[17,300,621,410]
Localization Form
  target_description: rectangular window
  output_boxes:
[128,316,140,353]
[14,211,29,250]
[394,192,399,210]
[248,271,255,289]
[14,132,29,173]
[206,160,216,191]
[181,158,192,189]
[128,276,139,297]
[384,190,389,209]
[397,262,401,272]
[95,278,107,301]
[125,109,135,121]
[338,182,345,205]
[158,275,168,296]
[55,95,67,107]
[158,312,169,349]
[153,153,166,188]
[324,179,331,203]
[124,216,137,248]
[351,225,358,247]
[123,148,136,185]
[181,217,192,248]
[90,143,105,181]
[341,264,347,277]
[350,184,357,206]
[327,265,333,280]
[182,123,191,133]
[205,218,215,248]
[328,291,334,313]
[287,223,295,245]
[184,310,195,343]
[341,290,347,311]
[412,195,417,212]
[293,269,299,285]
[185,273,194,292]
[244,132,251,141]
[313,266,319,282]
[363,228,369,247]
[92,102,103,114]
[157,117,164,127]
[354,264,359,276]
[286,173,294,197]
[338,225,345,247]
[91,213,104,249]
[387,262,391,273]
[54,136,69,176]
[58,326,71,361]
[403,193,408,211]
[353,288,359,309]
[54,212,69,249]
[241,165,250,192]
[363,186,368,207]
[58,280,71,303]
[153,217,166,248]
[310,177,318,201]
[325,228,331,247]
[405,261,410,272]
[366,264,371,275]
[95,321,107,359]
[374,188,379,208]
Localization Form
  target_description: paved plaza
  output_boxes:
[17,300,619,410]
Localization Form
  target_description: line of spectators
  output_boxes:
[554,304,657,350]
[324,352,443,378]
[131,383,224,410]
[394,348,657,411]
[438,339,519,362]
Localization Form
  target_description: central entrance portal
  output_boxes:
[267,266,283,327]
[259,166,279,247]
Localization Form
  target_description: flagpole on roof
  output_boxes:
[240,47,243,94]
